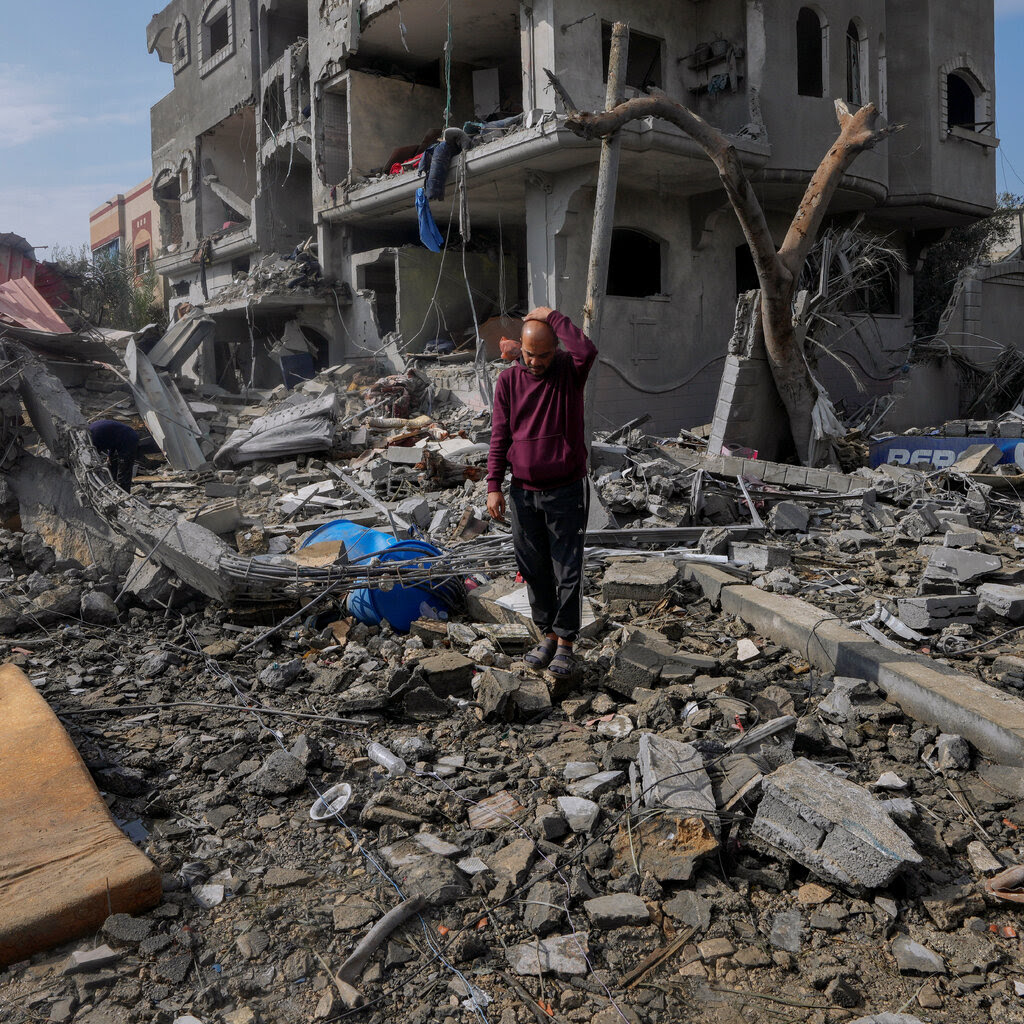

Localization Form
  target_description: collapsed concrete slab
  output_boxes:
[684,563,1024,766]
[752,758,922,890]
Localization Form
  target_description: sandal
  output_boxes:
[524,637,557,669]
[547,647,575,679]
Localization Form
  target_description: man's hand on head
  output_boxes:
[524,306,554,324]
[486,490,507,522]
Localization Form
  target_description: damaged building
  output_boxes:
[145,0,996,433]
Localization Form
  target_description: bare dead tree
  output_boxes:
[546,74,899,464]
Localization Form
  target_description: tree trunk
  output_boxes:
[549,75,898,463]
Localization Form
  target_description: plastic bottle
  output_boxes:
[367,742,407,778]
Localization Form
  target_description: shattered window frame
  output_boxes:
[199,0,235,78]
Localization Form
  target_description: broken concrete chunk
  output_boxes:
[920,546,1001,584]
[935,733,971,771]
[601,558,679,603]
[752,758,922,890]
[419,651,474,698]
[817,677,872,724]
[584,894,649,929]
[568,770,623,798]
[891,934,945,975]
[768,501,809,533]
[608,643,663,697]
[896,595,978,631]
[637,733,719,834]
[728,543,791,570]
[63,944,121,974]
[556,796,600,833]
[952,443,1002,474]
[507,933,590,976]
[897,506,940,542]
[250,749,306,796]
[978,583,1024,623]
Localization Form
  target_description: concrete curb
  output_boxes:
[684,564,1024,767]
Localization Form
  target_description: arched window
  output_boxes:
[846,21,866,106]
[947,72,976,129]
[607,229,663,298]
[200,0,235,76]
[172,15,190,73]
[797,8,824,98]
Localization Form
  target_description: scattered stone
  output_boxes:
[556,796,600,833]
[663,891,711,932]
[101,913,153,947]
[251,749,306,795]
[568,770,623,798]
[80,590,119,625]
[507,933,591,976]
[333,898,377,931]
[64,945,121,974]
[966,841,1003,874]
[891,935,946,975]
[698,937,735,961]
[264,866,314,888]
[584,894,650,929]
[769,910,804,953]
[935,733,971,771]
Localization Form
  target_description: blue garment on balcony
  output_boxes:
[416,188,445,253]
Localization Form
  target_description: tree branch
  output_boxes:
[777,101,903,277]
[549,77,788,297]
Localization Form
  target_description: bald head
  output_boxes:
[521,320,558,376]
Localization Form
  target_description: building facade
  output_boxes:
[146,0,997,428]
[89,179,166,304]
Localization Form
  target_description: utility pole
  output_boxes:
[582,22,629,451]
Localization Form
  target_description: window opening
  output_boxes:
[947,73,976,129]
[135,245,150,274]
[607,229,662,298]
[601,23,663,91]
[208,12,229,55]
[797,8,824,97]
[846,22,863,106]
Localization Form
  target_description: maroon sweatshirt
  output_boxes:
[487,311,597,492]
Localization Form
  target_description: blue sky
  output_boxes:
[2,2,1024,256]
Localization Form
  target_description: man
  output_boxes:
[486,306,596,679]
[88,419,139,493]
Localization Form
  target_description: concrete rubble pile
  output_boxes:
[5,347,1024,1024]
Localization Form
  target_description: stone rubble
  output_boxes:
[4,366,1024,1024]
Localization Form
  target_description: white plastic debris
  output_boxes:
[310,782,353,821]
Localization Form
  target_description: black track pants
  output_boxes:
[509,479,588,641]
